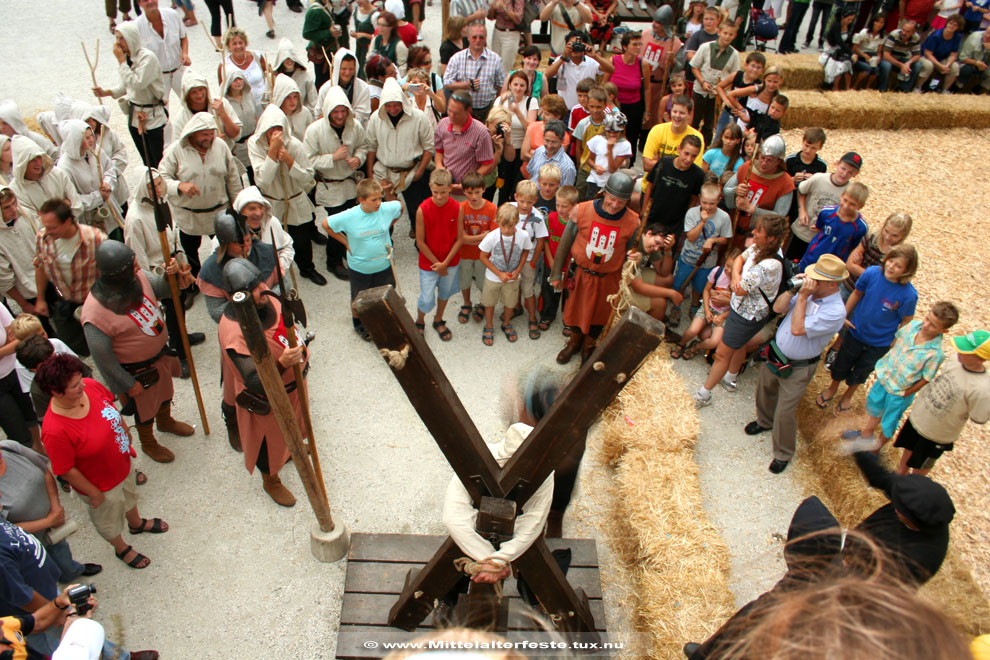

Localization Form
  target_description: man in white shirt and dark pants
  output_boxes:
[747,254,847,474]
[135,0,191,108]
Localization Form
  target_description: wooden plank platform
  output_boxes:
[336,534,612,660]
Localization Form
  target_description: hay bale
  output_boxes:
[762,52,824,90]
[781,90,836,128]
[596,353,733,659]
[821,90,896,129]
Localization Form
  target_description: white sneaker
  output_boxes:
[720,377,738,393]
[625,0,634,9]
[693,390,713,408]
[639,0,648,10]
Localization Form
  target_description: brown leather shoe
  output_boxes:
[579,334,597,364]
[137,422,174,464]
[556,330,584,365]
[155,402,194,437]
[262,473,296,507]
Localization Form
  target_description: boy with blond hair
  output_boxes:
[457,172,499,324]
[478,204,532,346]
[538,185,579,331]
[797,181,869,272]
[535,163,561,221]
[415,169,463,341]
[789,151,863,260]
[11,313,79,395]
[511,180,549,340]
[324,178,403,341]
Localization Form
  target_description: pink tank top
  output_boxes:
[610,55,642,105]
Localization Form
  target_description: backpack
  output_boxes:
[753,10,780,41]
[757,253,794,319]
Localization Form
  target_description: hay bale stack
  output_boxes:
[781,90,836,128]
[597,352,733,659]
[782,91,990,129]
[761,52,824,89]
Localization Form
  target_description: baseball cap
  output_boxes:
[840,152,863,169]
[51,618,105,660]
[953,330,990,359]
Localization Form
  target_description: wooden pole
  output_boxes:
[231,291,334,533]
[89,127,124,230]
[83,41,105,106]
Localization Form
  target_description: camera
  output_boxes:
[495,124,505,138]
[787,276,805,291]
[572,40,586,53]
[67,584,97,616]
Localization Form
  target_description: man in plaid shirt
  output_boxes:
[842,301,959,453]
[442,23,505,122]
[33,199,105,357]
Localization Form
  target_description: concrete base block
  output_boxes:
[310,515,350,563]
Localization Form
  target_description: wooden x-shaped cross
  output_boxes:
[354,286,663,639]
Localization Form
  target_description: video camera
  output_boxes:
[67,584,97,616]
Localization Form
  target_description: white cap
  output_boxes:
[385,0,405,19]
[52,618,105,660]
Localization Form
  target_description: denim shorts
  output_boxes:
[417,265,461,313]
[865,380,915,439]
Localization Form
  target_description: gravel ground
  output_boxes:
[0,3,818,656]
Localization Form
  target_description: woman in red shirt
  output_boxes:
[602,31,652,166]
[38,355,168,570]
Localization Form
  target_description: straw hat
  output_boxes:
[804,254,849,281]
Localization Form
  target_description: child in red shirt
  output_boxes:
[538,185,579,330]
[457,172,499,324]
[415,169,463,341]
[566,78,595,159]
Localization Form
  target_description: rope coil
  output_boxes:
[379,344,410,369]
[453,557,505,600]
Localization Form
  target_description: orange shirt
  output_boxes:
[460,199,498,260]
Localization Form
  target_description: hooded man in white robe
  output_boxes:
[55,120,123,236]
[316,48,372,124]
[221,69,259,178]
[271,74,316,143]
[212,186,295,275]
[0,101,58,160]
[0,187,45,322]
[171,73,242,152]
[159,112,243,276]
[248,106,325,286]
[273,39,320,112]
[304,86,367,280]
[8,137,83,225]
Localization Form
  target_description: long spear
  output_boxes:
[140,119,211,435]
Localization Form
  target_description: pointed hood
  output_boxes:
[131,165,159,205]
[53,93,92,124]
[330,48,359,87]
[377,77,412,118]
[274,39,307,72]
[179,112,218,145]
[271,74,301,113]
[233,186,273,213]
[222,68,251,98]
[254,105,290,146]
[11,136,52,182]
[180,72,215,113]
[57,120,92,161]
[321,86,354,124]
[116,21,144,57]
[0,101,31,137]
[81,105,112,130]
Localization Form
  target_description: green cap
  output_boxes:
[953,330,990,360]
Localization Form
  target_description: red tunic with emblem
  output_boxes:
[563,200,640,333]
[218,292,308,474]
[732,161,795,249]
[80,272,181,423]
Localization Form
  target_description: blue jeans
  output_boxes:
[878,57,921,92]
[30,626,129,660]
[672,256,713,301]
[46,538,85,582]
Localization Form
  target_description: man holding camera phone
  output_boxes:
[746,254,847,475]
[545,31,614,110]
[0,518,159,659]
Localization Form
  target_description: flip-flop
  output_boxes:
[457,305,472,324]
[815,391,834,408]
[834,401,853,416]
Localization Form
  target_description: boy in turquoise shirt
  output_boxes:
[323,179,402,340]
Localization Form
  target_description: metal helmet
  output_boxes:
[760,134,787,159]
[222,257,264,294]
[603,111,628,133]
[95,240,136,283]
[652,5,674,27]
[603,171,635,201]
[214,208,247,246]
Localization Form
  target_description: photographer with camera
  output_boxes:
[544,31,614,111]
[1,582,100,660]
[0,518,159,659]
[746,254,847,475]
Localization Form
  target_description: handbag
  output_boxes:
[759,339,794,378]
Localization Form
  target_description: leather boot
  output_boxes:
[155,402,194,437]
[580,334,597,364]
[556,330,584,365]
[223,409,242,453]
[137,421,175,463]
[262,472,296,507]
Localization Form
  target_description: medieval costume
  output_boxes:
[273,39,320,112]
[0,100,58,160]
[221,69,260,179]
[271,74,315,142]
[316,48,372,125]
[171,72,243,152]
[55,120,124,234]
[9,137,83,224]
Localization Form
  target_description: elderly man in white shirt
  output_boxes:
[135,0,191,106]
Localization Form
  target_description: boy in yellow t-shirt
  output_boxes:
[640,94,705,191]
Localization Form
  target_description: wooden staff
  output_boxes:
[139,116,211,435]
[275,161,302,292]
[82,41,105,106]
[89,127,124,230]
[231,291,334,533]
[199,17,223,53]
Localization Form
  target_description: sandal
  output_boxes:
[501,324,518,342]
[528,321,541,340]
[415,322,425,335]
[135,470,148,486]
[128,518,169,535]
[471,304,484,322]
[682,342,701,360]
[815,391,834,409]
[433,320,452,341]
[482,327,495,346]
[537,319,552,331]
[670,344,684,359]
[115,545,151,569]
[834,400,853,417]
[457,305,472,324]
